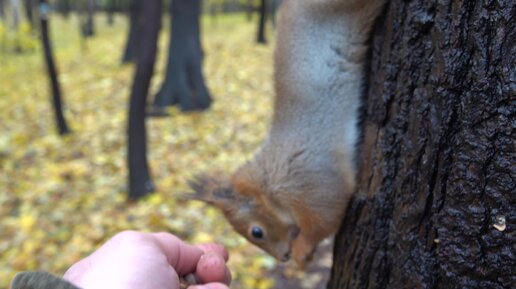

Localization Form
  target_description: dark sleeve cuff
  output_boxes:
[10,271,81,289]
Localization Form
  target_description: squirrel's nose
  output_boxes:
[281,252,291,262]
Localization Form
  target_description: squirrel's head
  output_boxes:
[188,171,300,263]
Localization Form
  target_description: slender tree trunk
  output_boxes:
[269,0,280,28]
[246,0,253,22]
[0,0,5,19]
[121,0,143,63]
[127,0,162,200]
[57,0,71,18]
[256,0,267,44]
[329,1,515,288]
[107,0,115,25]
[9,0,21,29]
[38,0,70,135]
[23,0,35,28]
[152,0,212,112]
[80,0,95,37]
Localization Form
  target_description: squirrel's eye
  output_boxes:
[251,226,264,239]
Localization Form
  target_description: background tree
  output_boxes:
[79,0,95,37]
[9,0,21,29]
[152,0,212,112]
[55,0,71,18]
[127,0,162,200]
[106,0,118,25]
[23,0,35,28]
[328,1,515,288]
[245,0,253,21]
[0,0,5,19]
[38,0,70,135]
[256,0,266,43]
[121,0,143,63]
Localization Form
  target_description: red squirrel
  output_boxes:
[189,0,385,268]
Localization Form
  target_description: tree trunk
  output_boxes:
[80,0,95,37]
[127,0,161,200]
[152,0,212,112]
[121,0,143,63]
[106,0,116,25]
[23,0,35,28]
[0,0,4,19]
[269,0,280,28]
[256,0,267,44]
[329,1,515,289]
[9,0,21,29]
[56,0,71,18]
[38,0,70,135]
[246,0,253,22]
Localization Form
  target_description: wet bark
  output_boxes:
[127,0,161,200]
[257,0,267,44]
[38,0,70,135]
[152,0,212,112]
[329,0,515,289]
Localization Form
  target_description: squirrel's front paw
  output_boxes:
[292,238,316,269]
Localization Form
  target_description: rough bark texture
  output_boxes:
[152,0,212,112]
[329,1,515,289]
[127,0,161,200]
[39,0,70,135]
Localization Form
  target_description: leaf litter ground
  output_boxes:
[0,14,331,289]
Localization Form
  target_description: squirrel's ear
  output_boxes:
[187,174,237,208]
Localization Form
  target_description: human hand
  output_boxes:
[63,231,231,289]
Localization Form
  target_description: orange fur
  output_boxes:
[189,0,384,268]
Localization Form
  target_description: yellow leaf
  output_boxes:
[20,214,36,233]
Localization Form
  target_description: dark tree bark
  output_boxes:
[121,0,143,63]
[257,0,267,44]
[127,0,162,200]
[329,1,515,289]
[80,0,95,37]
[23,0,35,28]
[10,0,21,30]
[246,0,253,22]
[269,0,280,28]
[152,0,212,112]
[38,0,70,135]
[56,0,71,18]
[0,0,4,19]
[106,0,117,25]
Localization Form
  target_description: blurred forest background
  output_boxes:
[0,0,331,288]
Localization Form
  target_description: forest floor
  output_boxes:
[0,13,331,289]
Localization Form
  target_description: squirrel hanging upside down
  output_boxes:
[189,0,385,268]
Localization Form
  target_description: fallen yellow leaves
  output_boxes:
[0,14,276,288]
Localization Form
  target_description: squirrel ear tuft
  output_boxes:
[187,173,237,208]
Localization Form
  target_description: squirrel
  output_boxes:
[189,0,385,268]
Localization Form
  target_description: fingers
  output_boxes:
[196,244,229,262]
[151,232,204,276]
[195,252,232,285]
[152,232,231,285]
[188,283,230,289]
[63,257,91,283]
